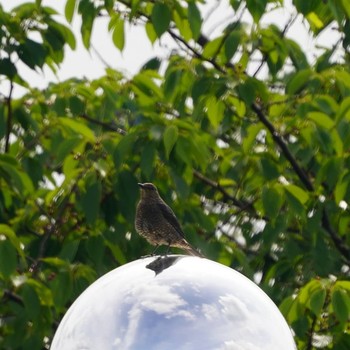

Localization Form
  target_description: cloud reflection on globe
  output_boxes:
[51,256,296,350]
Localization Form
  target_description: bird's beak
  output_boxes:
[138,183,145,189]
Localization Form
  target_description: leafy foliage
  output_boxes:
[1,0,350,349]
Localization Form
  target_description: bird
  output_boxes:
[135,182,204,257]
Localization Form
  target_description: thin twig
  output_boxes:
[306,314,317,350]
[91,44,113,69]
[321,209,350,264]
[193,169,252,210]
[3,290,24,306]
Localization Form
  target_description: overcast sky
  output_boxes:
[0,0,339,97]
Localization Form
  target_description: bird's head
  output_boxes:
[138,182,160,200]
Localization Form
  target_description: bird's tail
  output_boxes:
[177,239,205,258]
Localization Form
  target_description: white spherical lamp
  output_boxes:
[51,256,296,350]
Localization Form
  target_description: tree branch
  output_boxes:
[251,103,314,192]
[306,313,317,350]
[321,209,350,263]
[167,29,227,74]
[251,103,350,263]
[193,169,253,211]
[80,113,127,135]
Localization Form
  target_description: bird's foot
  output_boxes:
[141,253,156,259]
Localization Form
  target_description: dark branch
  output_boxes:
[80,113,127,135]
[167,29,227,74]
[322,209,350,264]
[251,102,314,192]
[193,169,253,211]
[251,103,350,263]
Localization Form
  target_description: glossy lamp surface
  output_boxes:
[51,256,296,350]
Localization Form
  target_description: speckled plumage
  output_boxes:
[135,183,203,257]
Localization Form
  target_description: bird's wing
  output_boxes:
[157,201,185,238]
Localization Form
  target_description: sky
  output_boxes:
[0,0,340,97]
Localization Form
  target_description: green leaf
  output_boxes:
[331,129,343,156]
[47,21,76,51]
[307,12,324,31]
[65,0,76,22]
[173,12,192,42]
[80,181,102,224]
[335,281,350,292]
[41,257,69,268]
[18,39,47,69]
[141,57,161,71]
[0,58,17,79]
[132,71,163,99]
[310,288,326,316]
[284,184,309,205]
[112,17,125,51]
[293,0,320,15]
[50,271,72,308]
[141,142,156,178]
[242,124,261,153]
[0,239,17,278]
[238,77,269,106]
[163,125,179,158]
[59,117,95,142]
[164,70,182,101]
[308,111,335,129]
[286,39,309,70]
[114,134,136,167]
[246,0,268,22]
[26,279,54,306]
[21,283,41,320]
[340,0,350,17]
[78,0,96,48]
[0,159,34,195]
[262,186,284,218]
[59,240,80,262]
[0,224,24,258]
[279,295,295,318]
[336,96,350,122]
[332,289,350,326]
[335,178,348,204]
[314,95,338,116]
[224,31,240,62]
[176,137,192,165]
[115,171,138,221]
[286,69,313,95]
[152,3,171,38]
[145,22,158,44]
[260,157,280,180]
[206,96,225,129]
[86,235,105,266]
[69,96,85,115]
[203,37,223,59]
[188,1,202,40]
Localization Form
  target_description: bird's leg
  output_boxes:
[151,244,160,255]
[164,243,171,256]
[141,244,159,258]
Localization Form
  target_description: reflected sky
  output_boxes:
[51,256,296,350]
